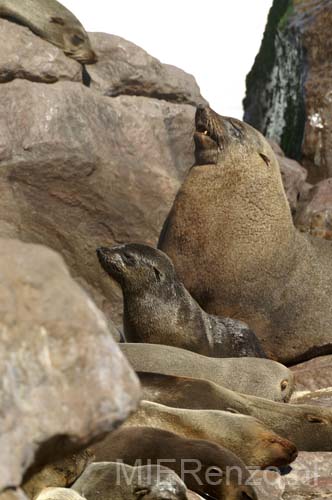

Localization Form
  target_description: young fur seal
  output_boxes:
[72,462,188,500]
[124,400,298,468]
[120,343,294,402]
[96,244,266,358]
[91,426,258,500]
[158,106,332,365]
[0,0,97,63]
[138,372,332,451]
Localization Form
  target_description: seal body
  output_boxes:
[96,244,266,358]
[159,106,332,365]
[36,489,85,500]
[91,426,258,500]
[139,372,332,451]
[120,343,294,402]
[0,0,97,63]
[124,400,298,468]
[72,462,187,500]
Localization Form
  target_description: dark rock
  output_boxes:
[0,238,140,492]
[243,0,332,183]
[86,33,207,106]
[0,19,82,84]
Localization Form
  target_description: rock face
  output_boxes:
[0,238,140,493]
[291,355,332,391]
[0,21,203,326]
[295,178,332,239]
[243,0,332,183]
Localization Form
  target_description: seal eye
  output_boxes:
[133,488,150,500]
[71,34,84,46]
[153,266,162,282]
[260,153,271,166]
[280,379,288,391]
[122,252,136,266]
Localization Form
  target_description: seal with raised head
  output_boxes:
[158,106,332,365]
[97,244,266,358]
[72,463,188,500]
[91,426,258,500]
[0,0,97,63]
[138,372,332,451]
[120,343,294,402]
[124,400,298,468]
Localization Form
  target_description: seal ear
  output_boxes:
[50,16,65,25]
[306,414,328,424]
[259,153,271,166]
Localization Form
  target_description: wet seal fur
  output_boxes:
[91,426,258,500]
[124,400,298,468]
[97,244,266,358]
[120,343,294,402]
[72,462,187,500]
[0,0,97,63]
[139,372,332,451]
[158,106,332,365]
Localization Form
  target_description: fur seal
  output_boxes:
[72,462,187,500]
[124,400,298,468]
[96,244,266,358]
[91,426,258,500]
[22,450,94,499]
[0,0,97,63]
[138,372,332,451]
[120,343,294,402]
[158,106,332,365]
[35,489,84,500]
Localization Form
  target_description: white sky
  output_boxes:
[61,0,272,118]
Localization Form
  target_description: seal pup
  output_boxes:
[72,463,188,500]
[96,244,266,358]
[91,426,258,500]
[138,372,332,451]
[158,106,332,365]
[120,343,294,402]
[124,400,298,468]
[0,0,97,63]
[35,489,85,500]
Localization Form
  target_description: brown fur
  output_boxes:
[91,426,258,500]
[123,400,297,468]
[159,106,332,365]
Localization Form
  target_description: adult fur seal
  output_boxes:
[96,244,266,358]
[36,489,85,500]
[0,0,97,63]
[120,343,294,402]
[124,400,298,468]
[91,426,258,500]
[158,106,332,365]
[138,372,332,451]
[72,463,187,500]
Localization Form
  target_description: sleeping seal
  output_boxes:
[97,244,266,358]
[159,106,332,365]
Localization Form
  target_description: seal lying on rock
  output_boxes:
[120,343,294,401]
[138,372,332,451]
[158,106,332,365]
[91,426,258,500]
[0,0,97,63]
[124,400,298,468]
[97,244,265,358]
[97,244,266,358]
[72,463,188,500]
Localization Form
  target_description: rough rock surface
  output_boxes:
[87,33,208,106]
[295,178,332,239]
[253,452,332,499]
[0,238,140,493]
[243,0,332,182]
[0,19,82,84]
[291,388,332,408]
[291,355,332,392]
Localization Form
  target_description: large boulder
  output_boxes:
[243,0,332,183]
[295,178,332,240]
[291,355,332,392]
[0,238,140,493]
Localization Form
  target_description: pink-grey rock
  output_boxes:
[0,79,195,325]
[291,355,332,392]
[87,33,207,106]
[0,238,140,493]
[291,388,332,408]
[0,19,82,84]
[278,154,308,214]
[295,178,332,240]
